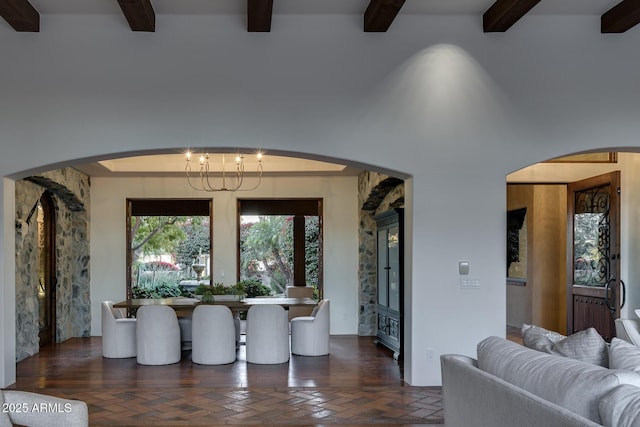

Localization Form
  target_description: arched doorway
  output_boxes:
[506,151,630,340]
[37,191,56,346]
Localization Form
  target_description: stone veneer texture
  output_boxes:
[15,168,90,361]
[357,171,404,336]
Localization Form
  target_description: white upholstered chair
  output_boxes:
[101,301,137,358]
[191,305,237,365]
[285,286,315,321]
[246,304,290,364]
[615,318,640,347]
[136,305,181,365]
[291,299,330,356]
[1,390,88,427]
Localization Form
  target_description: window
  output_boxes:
[126,199,212,299]
[238,199,322,296]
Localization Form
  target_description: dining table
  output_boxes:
[113,296,318,314]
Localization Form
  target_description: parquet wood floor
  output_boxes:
[7,336,444,426]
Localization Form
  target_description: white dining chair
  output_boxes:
[101,301,137,358]
[136,305,181,365]
[246,304,290,364]
[291,299,330,356]
[615,318,640,347]
[191,305,237,365]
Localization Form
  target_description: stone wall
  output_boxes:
[357,171,404,336]
[15,168,90,361]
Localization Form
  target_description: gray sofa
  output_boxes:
[441,336,640,427]
[1,390,88,427]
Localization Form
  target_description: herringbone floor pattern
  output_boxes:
[10,336,444,426]
[55,386,443,426]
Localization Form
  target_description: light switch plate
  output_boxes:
[458,261,470,275]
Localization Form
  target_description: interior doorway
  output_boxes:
[567,171,623,341]
[37,191,57,346]
[506,152,625,338]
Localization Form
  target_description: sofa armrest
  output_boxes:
[3,390,88,427]
[441,354,600,427]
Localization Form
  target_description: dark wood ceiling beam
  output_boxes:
[602,0,640,33]
[116,0,155,32]
[247,0,273,32]
[483,0,541,32]
[364,0,405,32]
[0,0,39,32]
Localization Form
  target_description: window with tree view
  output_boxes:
[126,199,212,299]
[238,199,322,297]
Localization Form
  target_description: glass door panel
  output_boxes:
[377,229,388,306]
[388,225,400,311]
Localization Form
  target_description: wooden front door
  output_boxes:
[38,192,57,346]
[567,172,624,341]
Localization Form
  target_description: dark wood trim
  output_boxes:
[293,215,305,286]
[247,0,273,32]
[572,285,612,298]
[602,0,640,33]
[129,198,211,216]
[238,199,321,216]
[483,0,542,33]
[364,0,405,32]
[39,191,56,345]
[116,0,155,32]
[507,279,526,287]
[0,0,39,32]
[126,201,133,302]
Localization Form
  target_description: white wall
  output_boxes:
[2,13,640,387]
[90,175,359,337]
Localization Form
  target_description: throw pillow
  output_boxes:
[609,338,640,373]
[522,324,609,367]
[549,327,609,367]
[521,324,565,352]
[599,384,640,427]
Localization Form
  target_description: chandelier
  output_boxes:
[185,151,264,192]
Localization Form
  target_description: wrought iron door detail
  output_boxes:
[573,185,610,287]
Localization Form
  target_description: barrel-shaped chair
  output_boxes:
[136,305,181,365]
[615,318,640,347]
[246,304,290,364]
[192,305,237,365]
[291,299,330,356]
[101,301,137,358]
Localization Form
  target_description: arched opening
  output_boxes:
[505,150,639,343]
[9,148,412,370]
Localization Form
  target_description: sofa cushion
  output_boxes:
[522,325,608,367]
[599,384,640,427]
[549,328,609,367]
[609,338,640,373]
[522,324,565,351]
[0,391,13,427]
[477,336,640,423]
